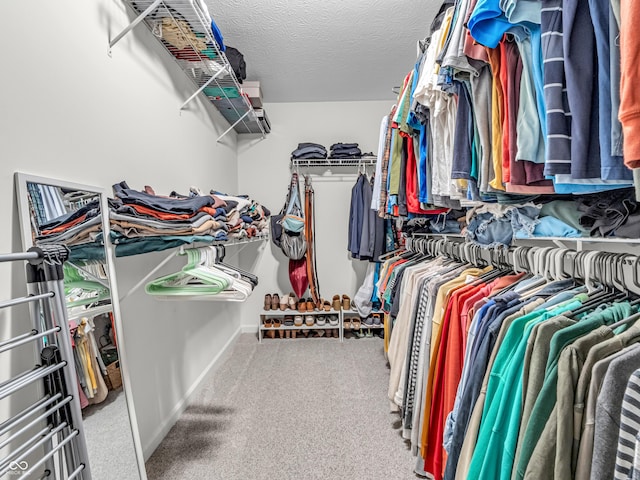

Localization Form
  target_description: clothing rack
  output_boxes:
[406,235,640,295]
[0,245,92,480]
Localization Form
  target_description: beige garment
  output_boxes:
[387,259,442,411]
[161,17,207,51]
[455,298,545,480]
[111,218,222,237]
[78,319,108,405]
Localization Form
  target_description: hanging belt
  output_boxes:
[304,175,321,304]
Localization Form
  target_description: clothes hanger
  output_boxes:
[214,245,258,287]
[63,263,111,308]
[145,248,234,297]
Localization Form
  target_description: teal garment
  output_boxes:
[513,301,634,480]
[467,299,583,480]
[539,200,588,234]
[203,86,240,99]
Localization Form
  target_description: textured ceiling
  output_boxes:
[208,0,439,103]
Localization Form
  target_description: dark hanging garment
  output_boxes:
[225,46,246,83]
[348,174,366,257]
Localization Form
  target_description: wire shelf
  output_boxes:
[290,156,378,168]
[115,0,266,139]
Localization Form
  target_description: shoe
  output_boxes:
[372,313,382,325]
[265,330,275,339]
[264,294,272,311]
[306,298,314,311]
[315,329,325,337]
[316,315,327,326]
[279,294,288,311]
[297,299,307,312]
[278,330,285,338]
[273,318,282,328]
[332,329,340,338]
[294,315,303,327]
[341,295,351,310]
[285,330,291,339]
[263,318,273,328]
[272,293,280,310]
[332,295,341,311]
[283,316,294,327]
[323,300,332,312]
[300,330,309,337]
[288,293,297,310]
[363,316,374,327]
[328,315,339,327]
[291,331,297,339]
[365,328,374,338]
[352,318,361,330]
[305,315,315,327]
[343,317,352,329]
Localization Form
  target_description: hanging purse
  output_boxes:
[279,173,307,260]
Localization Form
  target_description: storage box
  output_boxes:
[242,81,263,108]
[105,361,122,390]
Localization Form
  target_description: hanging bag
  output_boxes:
[279,173,307,260]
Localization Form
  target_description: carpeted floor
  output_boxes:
[145,333,417,480]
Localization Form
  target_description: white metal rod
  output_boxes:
[217,110,251,142]
[119,249,177,302]
[0,426,51,471]
[0,330,35,349]
[109,0,162,49]
[0,292,54,310]
[67,464,85,480]
[0,364,65,401]
[0,327,60,355]
[0,422,66,477]
[0,396,72,451]
[179,67,227,111]
[0,252,40,263]
[19,428,78,480]
[0,394,62,437]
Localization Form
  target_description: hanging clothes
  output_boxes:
[380,237,640,480]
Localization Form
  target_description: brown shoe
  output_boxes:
[342,295,351,310]
[264,294,272,311]
[306,298,314,311]
[297,299,307,312]
[323,300,331,312]
[332,295,341,311]
[272,293,280,310]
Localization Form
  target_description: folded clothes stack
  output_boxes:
[291,143,327,160]
[69,181,271,258]
[36,199,103,247]
[329,142,362,159]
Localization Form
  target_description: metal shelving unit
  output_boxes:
[290,156,378,169]
[110,0,266,141]
[258,309,343,342]
[0,246,92,480]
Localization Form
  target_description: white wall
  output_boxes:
[0,0,246,461]
[237,100,391,327]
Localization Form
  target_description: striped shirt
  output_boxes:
[615,369,640,480]
[541,0,572,176]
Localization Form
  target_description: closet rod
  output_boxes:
[0,251,41,263]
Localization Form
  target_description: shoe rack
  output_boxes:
[258,308,344,343]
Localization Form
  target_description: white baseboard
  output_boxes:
[241,324,259,334]
[142,326,243,460]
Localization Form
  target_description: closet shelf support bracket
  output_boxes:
[179,66,229,112]
[217,111,251,143]
[119,249,178,303]
[108,0,162,54]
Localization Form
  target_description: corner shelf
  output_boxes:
[110,0,267,141]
